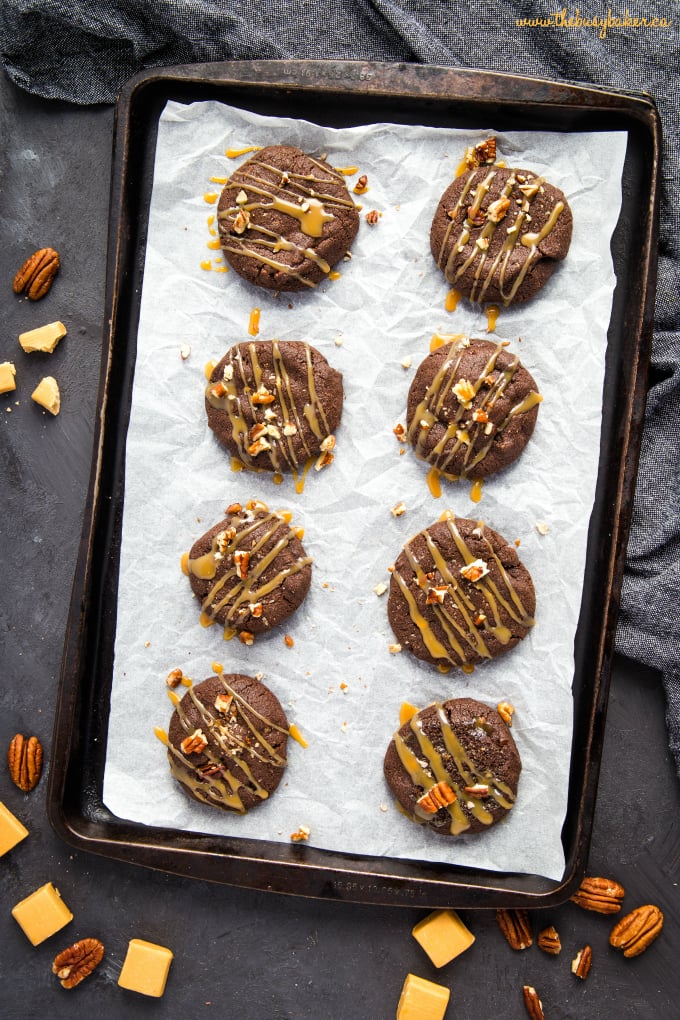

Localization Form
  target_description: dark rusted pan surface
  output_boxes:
[47,60,660,908]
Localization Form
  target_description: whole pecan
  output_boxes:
[571,944,593,979]
[7,734,43,792]
[496,907,533,950]
[537,925,561,955]
[522,985,545,1020]
[609,904,664,958]
[52,938,104,989]
[13,247,60,300]
[570,875,625,914]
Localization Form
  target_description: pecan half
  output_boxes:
[7,734,43,792]
[496,908,533,950]
[537,925,561,955]
[52,937,104,989]
[417,780,455,814]
[609,904,664,958]
[570,875,625,914]
[13,247,60,300]
[522,985,545,1020]
[571,944,593,979]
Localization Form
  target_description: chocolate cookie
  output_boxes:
[217,145,360,291]
[184,501,312,641]
[430,166,573,305]
[383,697,521,836]
[206,340,342,475]
[387,515,535,669]
[406,337,541,480]
[166,672,289,813]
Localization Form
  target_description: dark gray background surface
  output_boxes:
[1,69,679,1019]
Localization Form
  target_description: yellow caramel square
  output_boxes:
[18,320,67,353]
[11,882,73,945]
[31,376,60,415]
[412,909,475,968]
[0,361,16,394]
[0,801,29,856]
[396,973,450,1020]
[118,938,174,997]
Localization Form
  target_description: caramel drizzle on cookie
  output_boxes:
[436,169,565,305]
[408,339,542,479]
[165,672,288,813]
[187,508,312,636]
[206,341,334,473]
[392,517,535,667]
[218,156,355,288]
[393,704,516,834]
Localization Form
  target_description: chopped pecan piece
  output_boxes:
[609,904,664,957]
[232,208,250,234]
[214,693,233,714]
[52,938,104,989]
[7,734,43,792]
[233,549,250,579]
[417,781,455,814]
[496,908,533,950]
[365,209,380,225]
[464,783,489,797]
[487,196,511,223]
[522,986,545,1020]
[460,559,489,583]
[571,944,593,979]
[165,668,184,688]
[252,384,275,405]
[466,206,486,227]
[570,875,625,914]
[239,630,255,646]
[452,378,476,404]
[180,729,208,754]
[425,585,448,605]
[537,925,561,955]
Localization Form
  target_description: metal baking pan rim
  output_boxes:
[47,60,659,908]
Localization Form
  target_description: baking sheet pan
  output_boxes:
[47,60,659,908]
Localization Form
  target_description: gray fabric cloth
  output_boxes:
[2,0,679,772]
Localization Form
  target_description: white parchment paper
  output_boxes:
[102,100,628,881]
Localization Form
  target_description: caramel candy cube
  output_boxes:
[0,361,17,394]
[31,376,60,415]
[118,938,174,997]
[11,882,73,945]
[412,909,475,967]
[397,973,450,1020]
[0,801,29,856]
[18,320,67,353]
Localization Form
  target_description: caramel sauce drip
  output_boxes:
[445,288,461,312]
[248,307,261,336]
[485,304,500,332]
[408,339,541,480]
[393,704,515,834]
[186,508,312,638]
[164,669,288,813]
[217,155,355,288]
[225,145,263,158]
[437,170,564,306]
[392,517,534,669]
[206,341,333,476]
